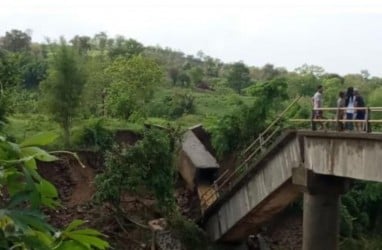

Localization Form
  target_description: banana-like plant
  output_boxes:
[0,132,109,250]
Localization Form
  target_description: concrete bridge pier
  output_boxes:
[302,191,340,250]
[293,166,349,250]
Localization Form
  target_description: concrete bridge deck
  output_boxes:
[199,130,382,245]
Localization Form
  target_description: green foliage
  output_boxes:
[95,127,177,213]
[226,62,251,93]
[209,77,288,156]
[168,67,180,85]
[341,236,382,250]
[177,72,191,87]
[339,181,382,242]
[81,56,110,117]
[105,55,164,119]
[169,213,209,250]
[368,87,382,119]
[0,95,9,130]
[0,132,109,249]
[107,37,143,59]
[189,66,204,84]
[0,50,23,90]
[54,220,109,250]
[0,29,31,52]
[72,119,114,152]
[6,87,39,114]
[286,72,320,97]
[150,91,195,119]
[40,40,86,146]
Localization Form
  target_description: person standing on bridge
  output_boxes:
[337,91,345,131]
[354,88,366,131]
[312,85,324,130]
[345,87,355,131]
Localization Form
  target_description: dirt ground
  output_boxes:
[37,151,158,249]
[36,126,303,250]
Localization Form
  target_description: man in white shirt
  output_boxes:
[312,85,324,130]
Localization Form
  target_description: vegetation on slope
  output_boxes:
[2,28,382,248]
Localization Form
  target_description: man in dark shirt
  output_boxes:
[354,89,366,131]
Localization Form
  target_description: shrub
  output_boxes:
[148,91,195,119]
[95,127,177,213]
[169,213,209,250]
[73,119,114,152]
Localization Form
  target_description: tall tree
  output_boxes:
[295,64,325,78]
[105,55,164,119]
[168,67,180,85]
[226,62,251,93]
[0,29,32,52]
[70,35,92,55]
[108,36,144,59]
[40,40,86,146]
[92,32,108,52]
[260,63,281,81]
[189,66,204,84]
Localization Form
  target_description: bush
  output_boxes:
[208,78,288,157]
[0,94,9,130]
[169,213,209,250]
[7,87,39,114]
[148,91,195,119]
[95,127,177,213]
[73,119,114,152]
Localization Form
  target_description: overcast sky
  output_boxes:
[1,0,382,76]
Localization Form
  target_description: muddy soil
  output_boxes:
[37,151,158,249]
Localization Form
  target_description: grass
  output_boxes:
[147,86,257,128]
[4,85,257,144]
[5,114,60,142]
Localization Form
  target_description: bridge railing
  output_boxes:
[200,104,382,211]
[199,96,301,210]
[290,107,382,132]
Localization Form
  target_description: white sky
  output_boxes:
[1,0,382,76]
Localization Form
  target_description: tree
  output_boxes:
[168,67,180,85]
[178,72,191,87]
[0,50,22,92]
[92,32,108,52]
[368,87,382,119]
[108,36,144,59]
[286,72,320,97]
[226,62,251,93]
[361,69,370,80]
[105,55,164,119]
[40,41,86,146]
[204,56,221,78]
[21,53,48,88]
[260,63,280,81]
[70,35,92,55]
[189,66,204,84]
[0,93,8,129]
[210,77,288,156]
[0,29,32,52]
[295,64,325,78]
[322,77,343,107]
[95,128,177,213]
[82,56,110,117]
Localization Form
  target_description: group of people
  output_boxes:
[312,85,368,131]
